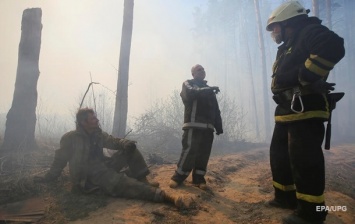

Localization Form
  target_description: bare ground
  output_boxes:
[1,144,354,224]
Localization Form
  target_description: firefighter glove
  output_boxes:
[216,128,223,135]
[310,79,335,94]
[211,86,220,94]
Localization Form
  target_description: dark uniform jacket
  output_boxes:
[45,127,127,188]
[180,79,223,133]
[271,17,345,122]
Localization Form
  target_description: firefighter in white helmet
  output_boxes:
[266,1,310,44]
[266,1,345,224]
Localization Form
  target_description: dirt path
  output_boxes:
[66,145,355,224]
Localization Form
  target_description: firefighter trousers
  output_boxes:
[171,128,214,184]
[270,120,327,221]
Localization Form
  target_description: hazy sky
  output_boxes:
[0,0,208,121]
[1,1,353,142]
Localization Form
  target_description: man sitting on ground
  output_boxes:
[35,108,186,208]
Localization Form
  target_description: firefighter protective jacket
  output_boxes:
[180,79,223,134]
[271,17,345,122]
[45,127,127,188]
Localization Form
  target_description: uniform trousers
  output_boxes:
[171,128,214,184]
[270,120,327,221]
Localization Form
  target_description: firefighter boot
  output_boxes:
[169,180,181,188]
[268,198,297,210]
[283,200,327,224]
[192,173,208,190]
[283,213,324,224]
[194,183,208,190]
[268,189,297,210]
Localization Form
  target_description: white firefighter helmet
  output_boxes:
[266,1,309,31]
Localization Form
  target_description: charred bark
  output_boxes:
[1,8,42,152]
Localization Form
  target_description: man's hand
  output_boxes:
[211,86,220,94]
[216,129,223,135]
[199,86,220,95]
[309,79,335,94]
[121,139,137,151]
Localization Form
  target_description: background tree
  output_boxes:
[190,0,354,143]
[254,0,271,140]
[340,0,355,140]
[112,0,134,137]
[325,0,332,30]
[312,0,320,17]
[243,22,260,140]
[1,8,42,152]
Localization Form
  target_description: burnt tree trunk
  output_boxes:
[1,8,42,152]
[112,0,134,137]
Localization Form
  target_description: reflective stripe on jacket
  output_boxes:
[271,17,345,122]
[180,79,222,133]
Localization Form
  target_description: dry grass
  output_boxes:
[0,144,54,204]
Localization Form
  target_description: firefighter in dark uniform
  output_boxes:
[34,108,186,208]
[265,1,345,224]
[169,64,223,190]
